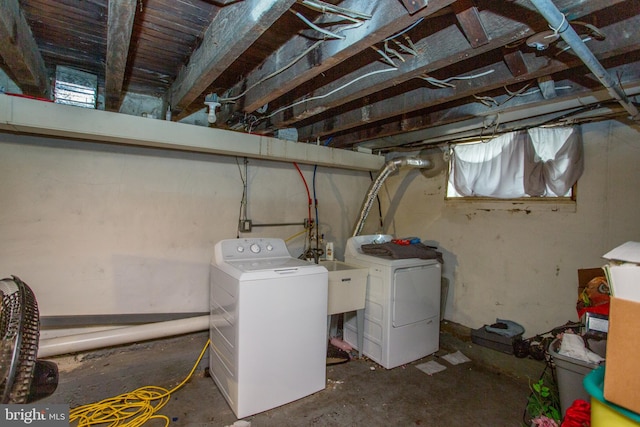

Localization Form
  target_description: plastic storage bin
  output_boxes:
[548,339,600,417]
[584,366,640,426]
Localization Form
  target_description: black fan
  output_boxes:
[1,275,58,403]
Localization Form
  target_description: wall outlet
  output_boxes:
[239,219,252,232]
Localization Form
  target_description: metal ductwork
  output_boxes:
[530,0,639,121]
[351,156,433,237]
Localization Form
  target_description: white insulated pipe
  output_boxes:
[38,315,211,358]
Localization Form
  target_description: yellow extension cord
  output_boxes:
[69,339,211,427]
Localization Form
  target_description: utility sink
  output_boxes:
[320,260,368,315]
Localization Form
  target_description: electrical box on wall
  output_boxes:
[239,219,252,232]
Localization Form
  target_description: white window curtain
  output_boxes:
[448,126,583,198]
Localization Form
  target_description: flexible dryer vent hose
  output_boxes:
[351,157,433,237]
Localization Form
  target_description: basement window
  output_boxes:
[54,66,97,109]
[446,126,582,206]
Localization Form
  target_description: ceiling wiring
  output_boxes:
[372,46,400,67]
[371,18,423,66]
[394,36,418,56]
[298,0,372,21]
[555,36,593,55]
[419,69,496,89]
[384,40,406,63]
[505,84,573,98]
[473,93,500,107]
[263,67,398,120]
[219,3,371,106]
[220,40,324,103]
[291,10,346,40]
[473,83,574,108]
[262,12,422,122]
[384,17,424,41]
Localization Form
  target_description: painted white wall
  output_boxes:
[378,120,640,336]
[0,132,372,320]
[3,119,639,339]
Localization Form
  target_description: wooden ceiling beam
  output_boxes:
[0,0,50,97]
[297,20,640,143]
[353,69,640,151]
[267,0,624,129]
[326,58,640,149]
[232,0,456,115]
[169,0,296,117]
[105,0,137,111]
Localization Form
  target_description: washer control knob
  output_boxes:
[237,246,245,253]
[250,243,261,253]
[266,244,273,251]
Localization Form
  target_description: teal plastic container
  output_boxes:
[583,366,640,426]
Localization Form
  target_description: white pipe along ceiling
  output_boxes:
[530,0,640,121]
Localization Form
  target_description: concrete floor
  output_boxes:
[40,325,544,426]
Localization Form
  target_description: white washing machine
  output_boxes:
[344,234,441,369]
[209,238,328,419]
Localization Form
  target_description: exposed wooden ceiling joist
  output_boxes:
[298,11,640,145]
[358,76,640,150]
[169,0,297,116]
[105,0,137,111]
[266,0,625,131]
[0,0,50,97]
[226,0,456,116]
[1,0,638,154]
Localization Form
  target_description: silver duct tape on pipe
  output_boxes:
[38,315,213,358]
[351,157,433,237]
[530,0,639,121]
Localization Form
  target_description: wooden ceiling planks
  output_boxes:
[3,0,639,152]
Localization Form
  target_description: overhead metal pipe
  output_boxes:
[530,0,639,121]
[351,157,433,237]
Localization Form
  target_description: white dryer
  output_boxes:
[344,234,441,369]
[209,238,328,419]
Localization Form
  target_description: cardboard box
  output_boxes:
[603,297,640,414]
[603,241,640,301]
